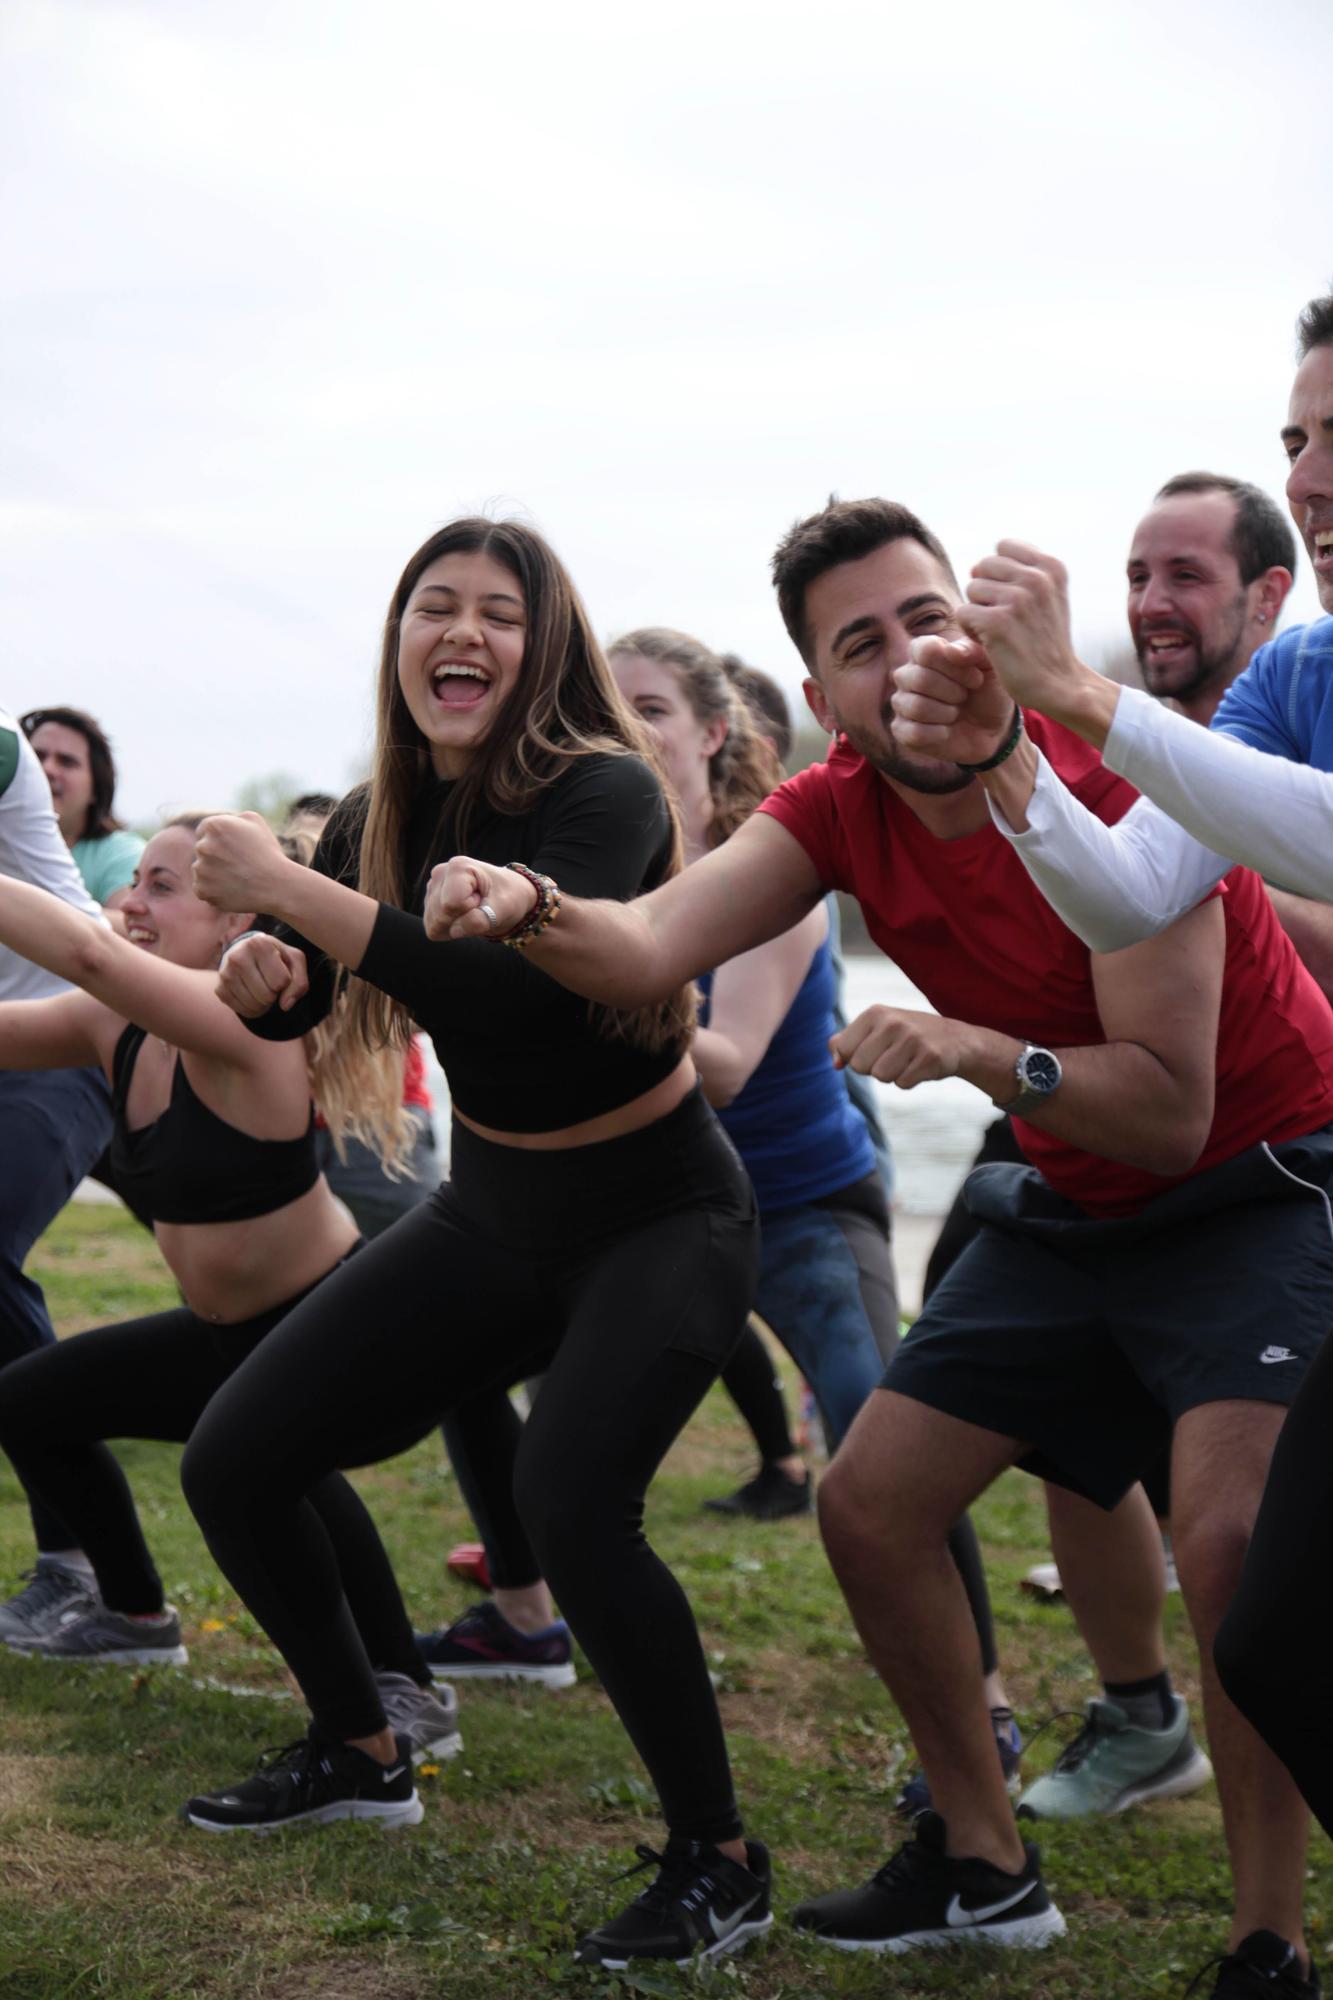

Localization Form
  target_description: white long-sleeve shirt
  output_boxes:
[0,707,106,1000]
[990,681,1333,953]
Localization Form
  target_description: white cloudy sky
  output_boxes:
[3,0,1330,821]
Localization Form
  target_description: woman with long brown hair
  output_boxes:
[183,519,770,1969]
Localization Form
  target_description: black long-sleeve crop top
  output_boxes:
[244,753,687,1133]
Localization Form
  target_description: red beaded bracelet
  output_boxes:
[492,862,561,950]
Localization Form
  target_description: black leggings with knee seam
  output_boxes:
[182,1089,758,1845]
[0,1267,425,1684]
[1214,1325,1333,1835]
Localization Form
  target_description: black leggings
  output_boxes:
[182,1090,758,1844]
[0,1268,424,1685]
[1214,1324,1333,1834]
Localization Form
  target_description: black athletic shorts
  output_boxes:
[885,1126,1333,1510]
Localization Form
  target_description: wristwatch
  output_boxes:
[996,1042,1063,1117]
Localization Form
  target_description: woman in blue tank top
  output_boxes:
[612,632,891,1449]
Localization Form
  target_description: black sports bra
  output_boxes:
[107,1025,319,1225]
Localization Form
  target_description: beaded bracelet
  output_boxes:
[493,861,561,950]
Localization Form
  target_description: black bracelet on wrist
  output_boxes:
[956,703,1024,774]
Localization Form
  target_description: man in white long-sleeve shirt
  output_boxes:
[888,285,1333,1860]
[889,287,1333,936]
[0,708,113,1642]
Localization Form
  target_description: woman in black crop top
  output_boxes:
[0,816,451,1791]
[184,519,768,1966]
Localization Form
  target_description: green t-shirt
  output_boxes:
[71,828,144,904]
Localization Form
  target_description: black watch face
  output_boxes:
[1021,1049,1061,1094]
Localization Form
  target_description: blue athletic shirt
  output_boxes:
[698,934,875,1214]
[1212,615,1333,763]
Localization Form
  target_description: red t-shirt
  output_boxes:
[758,717,1333,1217]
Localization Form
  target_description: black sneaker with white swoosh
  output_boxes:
[182,1728,424,1833]
[573,1836,772,1967]
[791,1810,1064,1953]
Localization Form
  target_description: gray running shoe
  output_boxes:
[21,1601,188,1667]
[1017,1694,1212,1820]
[374,1670,463,1765]
[0,1560,100,1647]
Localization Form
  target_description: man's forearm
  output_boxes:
[952,1026,1210,1179]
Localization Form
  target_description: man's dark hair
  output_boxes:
[1153,471,1298,584]
[288,791,339,821]
[771,497,959,667]
[19,705,122,839]
[721,656,793,763]
[1296,287,1333,360]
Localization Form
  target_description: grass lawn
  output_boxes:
[0,1204,1327,1998]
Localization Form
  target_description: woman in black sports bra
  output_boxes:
[0,814,454,1795]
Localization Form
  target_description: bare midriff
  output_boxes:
[157,1180,360,1325]
[452,1053,697,1152]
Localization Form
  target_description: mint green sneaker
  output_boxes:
[1017,1695,1212,1820]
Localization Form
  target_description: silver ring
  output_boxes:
[480,901,499,931]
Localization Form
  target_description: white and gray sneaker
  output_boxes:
[373,1670,463,1766]
[0,1560,100,1647]
[19,1601,188,1667]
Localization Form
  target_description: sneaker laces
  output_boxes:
[5,1566,84,1621]
[1021,1706,1103,1772]
[1182,1944,1307,1996]
[870,1827,948,1895]
[614,1842,717,1916]
[251,1736,332,1799]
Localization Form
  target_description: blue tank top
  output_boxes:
[698,935,875,1213]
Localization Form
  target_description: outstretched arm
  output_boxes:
[0,872,267,1065]
[830,896,1222,1179]
[424,813,827,1008]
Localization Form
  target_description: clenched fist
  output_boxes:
[193,813,291,915]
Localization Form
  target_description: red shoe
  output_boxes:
[446,1543,492,1591]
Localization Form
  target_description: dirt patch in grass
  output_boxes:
[0,1825,218,1897]
[0,1755,67,1817]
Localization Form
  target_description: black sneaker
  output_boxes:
[703,1464,812,1520]
[1187,1929,1321,1997]
[182,1728,424,1833]
[791,1810,1065,1954]
[573,1837,773,1967]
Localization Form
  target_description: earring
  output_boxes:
[1257,614,1268,625]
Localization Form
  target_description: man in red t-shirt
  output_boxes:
[426,499,1333,1996]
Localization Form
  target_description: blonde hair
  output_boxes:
[606,629,783,848]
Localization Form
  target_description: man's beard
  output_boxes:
[840,711,976,797]
[1136,596,1250,706]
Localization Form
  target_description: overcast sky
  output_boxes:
[3,0,1330,822]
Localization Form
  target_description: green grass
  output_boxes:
[0,1205,1328,1998]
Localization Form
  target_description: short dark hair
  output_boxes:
[771,497,959,667]
[19,705,123,839]
[288,791,339,821]
[1152,472,1298,585]
[1296,287,1333,360]
[721,656,793,763]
